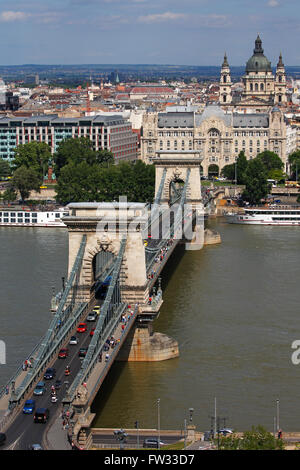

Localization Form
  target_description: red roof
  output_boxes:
[130,87,174,94]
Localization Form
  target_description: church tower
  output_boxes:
[274,53,287,105]
[219,53,232,104]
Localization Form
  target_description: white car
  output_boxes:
[87,312,97,322]
[69,336,78,345]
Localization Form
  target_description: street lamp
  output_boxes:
[157,398,161,450]
[276,399,280,432]
[135,421,139,449]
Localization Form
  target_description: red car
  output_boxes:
[77,323,87,333]
[90,328,95,337]
[58,348,68,359]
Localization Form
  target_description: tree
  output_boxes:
[217,426,284,450]
[221,163,235,181]
[54,137,111,176]
[0,158,11,178]
[288,150,300,180]
[256,151,284,179]
[242,158,269,205]
[55,160,155,205]
[10,165,41,201]
[1,188,17,202]
[236,151,248,185]
[12,142,52,180]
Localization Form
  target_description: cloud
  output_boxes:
[267,0,279,6]
[138,12,188,23]
[137,12,230,28]
[0,11,30,22]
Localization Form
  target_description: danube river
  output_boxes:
[1,221,300,432]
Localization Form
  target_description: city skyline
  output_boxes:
[0,0,298,66]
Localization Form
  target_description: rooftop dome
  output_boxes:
[245,35,272,73]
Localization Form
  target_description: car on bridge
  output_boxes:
[78,347,88,358]
[0,433,6,446]
[34,408,49,424]
[93,305,101,314]
[54,379,62,390]
[23,399,35,414]
[69,336,78,345]
[86,312,97,322]
[44,368,56,380]
[90,328,95,337]
[58,348,69,359]
[77,323,87,333]
[33,382,46,396]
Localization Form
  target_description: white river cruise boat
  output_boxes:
[0,207,68,227]
[226,205,300,226]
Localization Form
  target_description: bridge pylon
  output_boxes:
[63,202,149,304]
[152,151,205,250]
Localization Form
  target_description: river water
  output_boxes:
[1,221,300,432]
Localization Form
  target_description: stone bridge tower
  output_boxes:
[64,202,149,304]
[153,150,204,250]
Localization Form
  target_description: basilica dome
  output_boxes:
[245,35,272,73]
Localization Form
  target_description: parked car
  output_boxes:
[77,323,87,333]
[33,382,46,396]
[58,348,68,359]
[143,438,166,448]
[34,408,49,424]
[69,336,78,345]
[23,399,35,414]
[219,428,233,436]
[44,368,56,380]
[86,312,97,322]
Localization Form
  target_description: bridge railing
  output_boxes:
[145,169,191,271]
[63,236,127,404]
[10,235,87,404]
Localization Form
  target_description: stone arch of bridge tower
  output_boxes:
[163,167,192,204]
[80,235,128,297]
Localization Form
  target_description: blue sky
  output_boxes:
[0,0,298,65]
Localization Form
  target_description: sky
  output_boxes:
[0,0,299,66]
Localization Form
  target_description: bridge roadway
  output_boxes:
[1,301,136,450]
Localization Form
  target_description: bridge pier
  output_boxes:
[116,321,179,362]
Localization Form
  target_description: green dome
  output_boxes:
[245,35,272,73]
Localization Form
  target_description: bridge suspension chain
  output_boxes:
[63,235,127,404]
[11,235,87,404]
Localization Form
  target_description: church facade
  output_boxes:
[219,35,287,111]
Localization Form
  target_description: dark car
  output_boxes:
[44,368,56,380]
[0,433,6,446]
[54,379,62,390]
[78,347,88,358]
[34,408,49,424]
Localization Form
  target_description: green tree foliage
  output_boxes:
[221,163,235,181]
[288,150,300,180]
[236,151,248,185]
[217,426,284,450]
[10,165,41,201]
[1,188,17,202]
[54,137,113,177]
[242,158,269,205]
[12,142,52,180]
[55,160,155,205]
[0,158,11,178]
[256,150,283,180]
